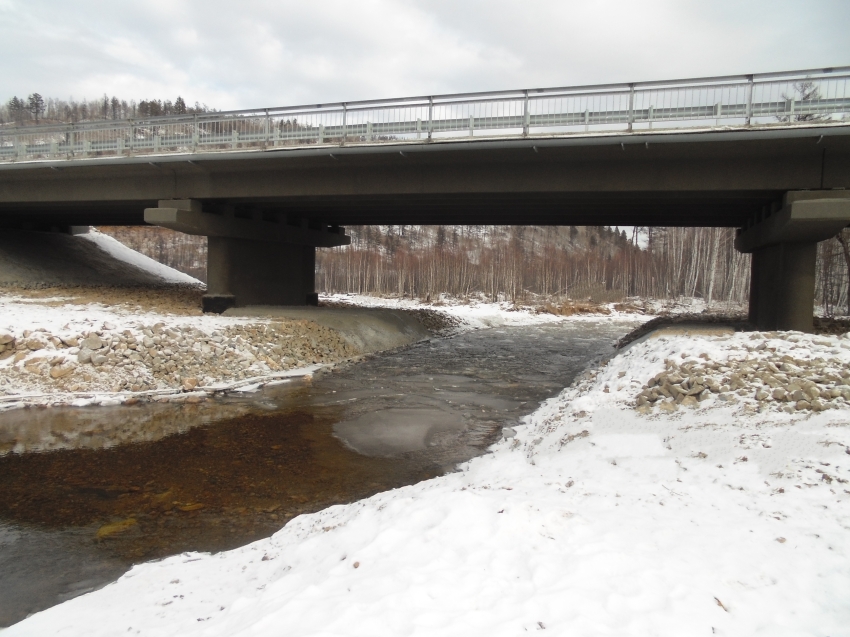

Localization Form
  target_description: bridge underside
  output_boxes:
[0,191,783,229]
[1,127,849,329]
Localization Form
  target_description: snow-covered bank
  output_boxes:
[9,329,849,636]
[0,289,648,410]
[322,292,649,331]
[0,295,360,410]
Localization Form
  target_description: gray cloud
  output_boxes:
[2,0,848,110]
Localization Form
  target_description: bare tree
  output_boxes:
[778,80,828,123]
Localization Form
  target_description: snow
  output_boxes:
[81,230,203,286]
[323,292,647,330]
[0,294,210,338]
[8,327,850,636]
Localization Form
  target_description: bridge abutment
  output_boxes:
[144,200,348,312]
[736,191,850,332]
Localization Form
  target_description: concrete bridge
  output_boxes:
[1,67,850,330]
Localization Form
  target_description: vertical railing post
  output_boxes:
[648,105,654,130]
[745,74,754,126]
[522,90,530,136]
[627,83,635,132]
[192,114,199,151]
[264,109,270,147]
[427,97,433,141]
[341,103,347,146]
[469,114,474,137]
[128,122,135,156]
[584,108,589,132]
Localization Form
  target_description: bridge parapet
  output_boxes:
[2,67,849,165]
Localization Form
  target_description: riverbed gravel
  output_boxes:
[0,320,360,401]
[632,331,850,414]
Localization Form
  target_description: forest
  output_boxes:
[97,224,850,316]
[1,93,211,126]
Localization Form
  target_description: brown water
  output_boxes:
[0,320,633,626]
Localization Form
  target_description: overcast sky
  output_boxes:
[2,0,849,110]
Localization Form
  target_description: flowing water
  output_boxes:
[0,319,633,626]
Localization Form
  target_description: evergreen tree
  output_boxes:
[7,96,26,124]
[27,93,45,123]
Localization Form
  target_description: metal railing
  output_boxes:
[2,66,849,163]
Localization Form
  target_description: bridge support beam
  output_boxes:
[144,200,349,312]
[736,191,850,332]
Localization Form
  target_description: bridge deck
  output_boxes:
[1,65,849,231]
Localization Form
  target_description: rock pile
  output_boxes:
[0,320,360,398]
[635,332,850,413]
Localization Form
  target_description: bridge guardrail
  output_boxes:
[1,67,849,163]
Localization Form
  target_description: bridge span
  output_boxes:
[1,67,850,331]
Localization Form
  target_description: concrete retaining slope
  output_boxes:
[223,306,432,354]
[0,230,195,288]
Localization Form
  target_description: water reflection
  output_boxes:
[0,399,258,455]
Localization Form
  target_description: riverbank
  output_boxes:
[0,291,358,410]
[0,286,645,411]
[8,325,849,636]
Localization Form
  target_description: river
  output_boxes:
[0,319,634,626]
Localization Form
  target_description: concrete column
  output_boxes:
[204,237,316,312]
[748,242,817,332]
[736,191,850,333]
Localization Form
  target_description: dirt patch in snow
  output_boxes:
[2,285,205,316]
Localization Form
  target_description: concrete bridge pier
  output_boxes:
[736,191,850,332]
[204,238,316,312]
[144,200,349,313]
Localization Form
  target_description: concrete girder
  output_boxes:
[144,199,349,248]
[736,191,850,332]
